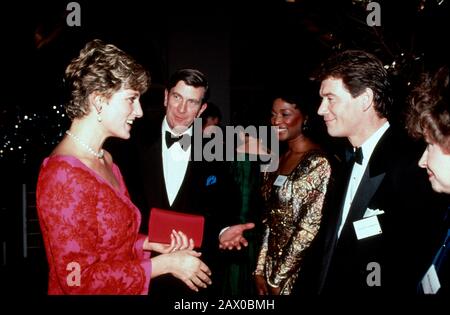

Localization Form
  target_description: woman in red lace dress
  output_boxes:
[36,39,211,295]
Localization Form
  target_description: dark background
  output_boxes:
[1,0,449,297]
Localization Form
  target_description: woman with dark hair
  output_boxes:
[36,39,211,295]
[254,90,332,295]
[406,65,450,294]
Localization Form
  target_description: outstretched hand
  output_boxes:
[219,222,255,250]
[168,250,212,292]
[144,230,194,254]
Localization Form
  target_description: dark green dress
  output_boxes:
[220,153,264,295]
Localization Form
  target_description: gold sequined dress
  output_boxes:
[254,150,331,294]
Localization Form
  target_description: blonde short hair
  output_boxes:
[64,39,150,119]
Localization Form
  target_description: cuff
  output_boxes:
[135,234,151,260]
[139,258,152,295]
[136,235,152,295]
[219,226,230,239]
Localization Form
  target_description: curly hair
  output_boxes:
[406,66,450,153]
[64,39,150,120]
[315,50,392,119]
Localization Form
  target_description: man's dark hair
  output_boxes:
[167,68,209,103]
[316,50,393,118]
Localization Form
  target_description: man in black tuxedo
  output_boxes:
[139,69,254,297]
[309,50,446,295]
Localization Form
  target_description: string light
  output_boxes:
[0,103,69,163]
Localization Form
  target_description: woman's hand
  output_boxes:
[144,230,194,253]
[254,274,268,295]
[167,250,212,292]
[268,286,281,295]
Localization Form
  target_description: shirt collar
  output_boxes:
[359,121,390,165]
[162,116,193,137]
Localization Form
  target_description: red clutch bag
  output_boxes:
[148,208,205,248]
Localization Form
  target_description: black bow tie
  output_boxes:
[346,146,364,165]
[165,131,191,151]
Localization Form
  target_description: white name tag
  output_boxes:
[421,264,441,294]
[273,175,287,187]
[353,215,382,240]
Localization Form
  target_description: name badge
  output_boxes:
[421,264,441,294]
[353,215,382,240]
[273,175,287,187]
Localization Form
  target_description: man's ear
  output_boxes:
[360,88,374,112]
[196,102,208,117]
[164,89,169,108]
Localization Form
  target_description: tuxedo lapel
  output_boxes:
[170,159,194,210]
[318,161,352,291]
[345,167,385,225]
[338,130,392,240]
[147,139,170,209]
[351,129,395,219]
[169,133,203,211]
[333,163,353,235]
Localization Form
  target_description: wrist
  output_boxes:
[219,226,230,240]
[142,237,154,251]
[151,254,171,278]
[252,271,263,276]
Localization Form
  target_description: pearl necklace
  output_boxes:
[65,131,104,159]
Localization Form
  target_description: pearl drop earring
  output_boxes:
[95,99,102,122]
[96,106,102,122]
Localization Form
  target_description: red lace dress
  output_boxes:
[36,155,151,295]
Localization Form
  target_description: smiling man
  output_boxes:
[311,50,446,294]
[139,69,254,298]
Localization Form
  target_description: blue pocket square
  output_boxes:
[206,175,217,186]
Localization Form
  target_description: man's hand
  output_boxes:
[219,222,255,250]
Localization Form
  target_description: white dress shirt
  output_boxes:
[162,117,192,206]
[162,118,230,239]
[337,121,390,238]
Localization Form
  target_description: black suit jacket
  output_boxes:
[140,136,238,250]
[317,127,447,294]
[138,131,240,297]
